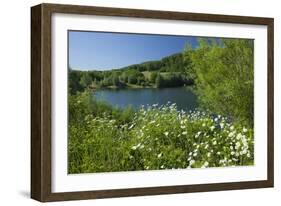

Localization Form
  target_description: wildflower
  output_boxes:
[219,159,226,164]
[202,123,206,127]
[189,160,195,165]
[243,127,248,133]
[235,142,241,149]
[203,161,209,167]
[220,123,224,129]
[157,153,162,158]
[131,146,137,150]
[128,124,135,130]
[236,133,243,140]
[230,126,234,131]
[228,132,235,138]
[193,152,198,157]
[160,165,165,169]
[164,132,169,136]
[182,131,187,135]
[213,140,217,145]
[149,120,156,124]
[210,126,215,131]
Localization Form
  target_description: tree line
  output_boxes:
[69,52,194,94]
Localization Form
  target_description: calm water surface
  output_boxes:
[94,87,198,111]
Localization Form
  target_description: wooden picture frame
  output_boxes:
[31,3,274,202]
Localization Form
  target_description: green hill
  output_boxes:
[69,52,193,94]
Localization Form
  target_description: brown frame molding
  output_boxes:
[31,3,274,202]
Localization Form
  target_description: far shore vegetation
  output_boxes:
[68,37,254,174]
[69,52,194,92]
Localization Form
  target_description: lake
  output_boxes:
[93,87,198,111]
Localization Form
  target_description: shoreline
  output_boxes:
[90,84,194,91]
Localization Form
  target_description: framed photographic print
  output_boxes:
[31,3,274,202]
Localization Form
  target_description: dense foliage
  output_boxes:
[69,92,253,173]
[184,38,254,126]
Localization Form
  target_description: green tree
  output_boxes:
[68,70,83,94]
[150,72,157,83]
[137,76,145,85]
[187,38,254,126]
[79,72,92,88]
[155,73,164,88]
[120,72,128,83]
[183,43,195,80]
[112,75,120,86]
[128,75,137,84]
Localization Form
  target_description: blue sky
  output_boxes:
[68,31,199,71]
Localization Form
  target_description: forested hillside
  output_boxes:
[69,52,194,94]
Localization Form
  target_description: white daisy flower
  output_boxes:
[157,153,162,158]
[203,161,209,167]
[189,160,195,165]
